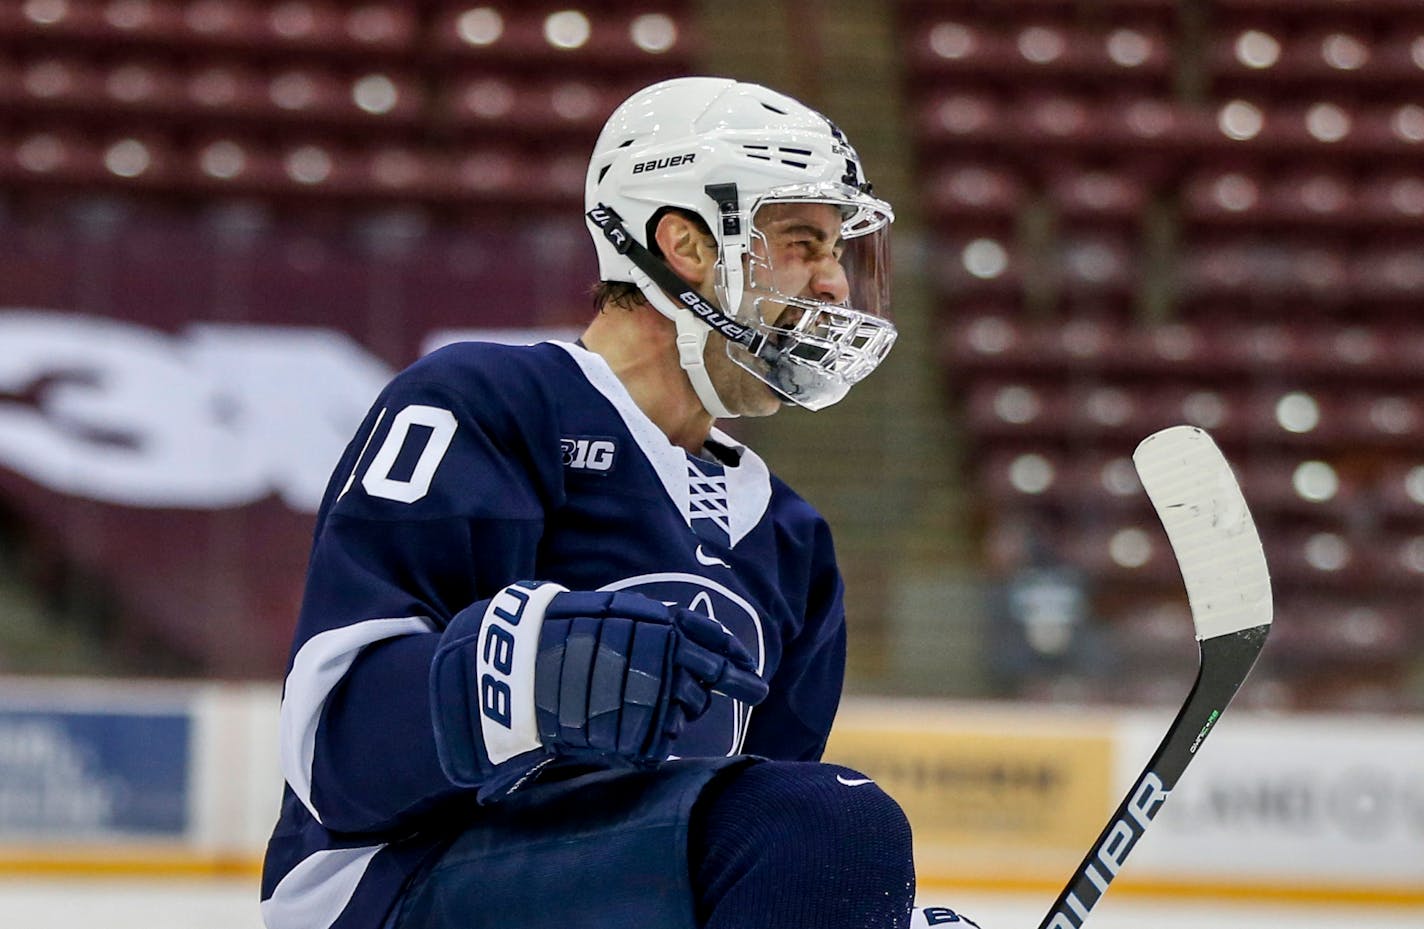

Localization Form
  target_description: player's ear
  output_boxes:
[653,212,717,286]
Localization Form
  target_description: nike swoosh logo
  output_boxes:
[836,775,875,787]
[695,545,731,568]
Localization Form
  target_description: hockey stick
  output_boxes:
[1035,425,1273,929]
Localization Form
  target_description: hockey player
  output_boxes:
[261,76,931,929]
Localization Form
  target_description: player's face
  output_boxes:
[700,202,852,418]
[747,201,851,322]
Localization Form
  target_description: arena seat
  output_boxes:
[1036,316,1127,371]
[1057,520,1179,584]
[901,0,1424,715]
[273,139,369,195]
[441,75,622,137]
[185,136,286,191]
[978,448,1147,518]
[8,130,108,186]
[1350,102,1424,157]
[1176,237,1353,314]
[1180,165,1267,225]
[914,90,1012,149]
[1194,320,1309,373]
[1269,596,1414,667]
[430,5,691,74]
[257,66,424,126]
[1050,234,1138,311]
[449,146,547,204]
[1,0,161,43]
[1211,0,1424,26]
[357,146,452,201]
[1371,30,1424,85]
[1357,172,1424,227]
[262,67,351,120]
[1339,392,1424,449]
[190,2,418,57]
[1265,527,1374,590]
[1350,241,1424,308]
[977,447,1071,508]
[184,137,458,202]
[942,312,1041,377]
[1062,382,1187,444]
[3,130,179,189]
[1242,321,1356,378]
[1380,531,1424,589]
[1249,387,1354,447]
[1108,597,1196,655]
[99,58,186,111]
[1238,455,1362,524]
[1092,95,1218,161]
[184,61,274,117]
[260,2,365,53]
[180,0,270,47]
[992,451,1150,519]
[1013,93,1110,149]
[1121,321,1217,376]
[1374,460,1424,522]
[905,17,1014,87]
[1260,167,1360,225]
[341,4,418,55]
[1045,166,1150,230]
[963,380,1071,442]
[923,162,1026,230]
[930,232,1025,300]
[12,55,108,111]
[1204,27,1408,98]
[905,11,1174,90]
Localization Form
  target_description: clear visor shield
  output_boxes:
[723,189,897,411]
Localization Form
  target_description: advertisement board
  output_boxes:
[1118,712,1424,898]
[0,708,189,838]
[826,701,1115,882]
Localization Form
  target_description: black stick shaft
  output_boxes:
[1035,626,1270,929]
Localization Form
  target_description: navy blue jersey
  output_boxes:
[260,341,847,929]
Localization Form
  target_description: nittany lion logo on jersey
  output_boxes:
[599,572,764,758]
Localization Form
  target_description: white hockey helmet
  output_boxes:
[585,76,896,416]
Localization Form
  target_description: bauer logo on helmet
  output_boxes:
[632,153,698,174]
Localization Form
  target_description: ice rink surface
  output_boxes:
[2,878,1422,929]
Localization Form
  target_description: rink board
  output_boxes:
[0,680,1421,906]
[826,699,1424,905]
[0,677,278,876]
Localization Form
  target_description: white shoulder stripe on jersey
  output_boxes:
[280,616,434,824]
[262,844,384,929]
[553,342,772,546]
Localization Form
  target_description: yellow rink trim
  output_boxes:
[0,851,262,880]
[918,873,1424,908]
[1,853,1422,910]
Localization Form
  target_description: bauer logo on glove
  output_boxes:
[431,581,769,802]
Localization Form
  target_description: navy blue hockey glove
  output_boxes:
[430,581,768,802]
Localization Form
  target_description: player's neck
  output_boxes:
[581,305,714,455]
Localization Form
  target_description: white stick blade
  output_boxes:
[1133,425,1273,640]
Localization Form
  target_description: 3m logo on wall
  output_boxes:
[0,310,391,512]
[0,310,573,512]
[0,310,578,674]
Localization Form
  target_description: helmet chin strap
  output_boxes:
[628,265,739,420]
[587,201,762,421]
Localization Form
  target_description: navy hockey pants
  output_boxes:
[386,757,915,929]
